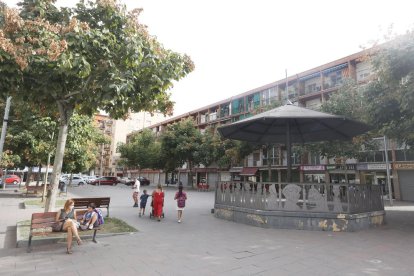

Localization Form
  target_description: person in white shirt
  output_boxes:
[132,178,140,207]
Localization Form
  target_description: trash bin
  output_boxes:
[59,182,67,193]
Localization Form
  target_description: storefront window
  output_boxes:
[304,174,325,183]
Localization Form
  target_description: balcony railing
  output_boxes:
[215,181,383,214]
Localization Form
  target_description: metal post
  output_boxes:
[0,97,11,190]
[383,136,393,206]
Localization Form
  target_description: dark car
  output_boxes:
[137,176,150,186]
[90,176,119,186]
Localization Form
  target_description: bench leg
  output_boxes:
[106,207,109,218]
[92,229,98,243]
[27,235,33,253]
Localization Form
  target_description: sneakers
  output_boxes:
[88,223,94,230]
[178,220,181,223]
[133,204,138,207]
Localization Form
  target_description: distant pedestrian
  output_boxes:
[152,184,164,221]
[132,178,140,207]
[139,189,150,217]
[174,185,187,223]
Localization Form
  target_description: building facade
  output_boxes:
[127,47,414,201]
[93,112,168,177]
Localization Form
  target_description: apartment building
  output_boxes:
[93,112,168,177]
[129,47,414,201]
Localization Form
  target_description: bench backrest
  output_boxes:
[30,212,57,229]
[72,197,110,208]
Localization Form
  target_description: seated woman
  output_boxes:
[81,202,99,230]
[53,199,82,254]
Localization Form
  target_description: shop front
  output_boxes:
[300,165,326,183]
[357,163,392,196]
[394,162,414,201]
[327,164,357,184]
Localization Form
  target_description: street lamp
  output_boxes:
[373,136,393,206]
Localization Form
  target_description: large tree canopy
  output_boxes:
[0,0,193,210]
[365,30,414,147]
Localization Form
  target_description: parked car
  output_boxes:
[90,176,119,186]
[137,176,150,186]
[85,175,97,184]
[2,174,21,185]
[59,176,86,186]
[118,177,135,186]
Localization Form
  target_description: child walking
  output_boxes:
[174,185,187,223]
[139,190,150,217]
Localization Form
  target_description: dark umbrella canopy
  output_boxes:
[217,104,371,182]
[217,104,370,144]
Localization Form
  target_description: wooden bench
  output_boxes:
[25,184,49,197]
[27,210,101,253]
[72,197,111,217]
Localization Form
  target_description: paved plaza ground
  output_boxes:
[0,183,413,275]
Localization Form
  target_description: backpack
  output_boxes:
[94,209,104,225]
[177,193,186,208]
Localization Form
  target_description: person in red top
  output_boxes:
[152,184,164,221]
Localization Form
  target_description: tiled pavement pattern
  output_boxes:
[0,184,413,276]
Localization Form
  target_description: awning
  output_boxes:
[239,167,258,176]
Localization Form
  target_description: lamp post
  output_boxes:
[373,136,393,206]
[0,97,11,190]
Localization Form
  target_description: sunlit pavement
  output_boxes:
[0,184,413,275]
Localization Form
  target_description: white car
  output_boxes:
[59,176,86,186]
[85,176,97,184]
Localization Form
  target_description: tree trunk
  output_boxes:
[36,163,42,186]
[188,160,193,188]
[45,101,73,212]
[26,167,33,187]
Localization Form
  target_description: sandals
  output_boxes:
[77,239,83,246]
[66,247,72,254]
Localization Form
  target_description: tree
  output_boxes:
[311,78,376,160]
[118,128,162,172]
[199,127,253,169]
[365,30,414,147]
[0,0,193,211]
[160,119,202,187]
[62,113,107,174]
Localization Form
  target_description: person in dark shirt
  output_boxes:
[139,190,150,217]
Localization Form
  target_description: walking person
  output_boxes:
[152,184,164,221]
[132,177,140,207]
[139,189,150,217]
[174,185,187,223]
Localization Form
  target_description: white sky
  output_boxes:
[3,0,414,116]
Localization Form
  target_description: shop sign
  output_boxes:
[357,163,390,170]
[346,164,356,170]
[393,163,414,170]
[326,164,356,170]
[300,165,325,171]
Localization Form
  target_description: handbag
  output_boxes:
[52,221,64,232]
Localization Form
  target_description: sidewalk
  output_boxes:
[0,185,413,275]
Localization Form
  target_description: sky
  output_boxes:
[3,0,414,117]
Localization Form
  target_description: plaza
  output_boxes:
[0,184,413,275]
